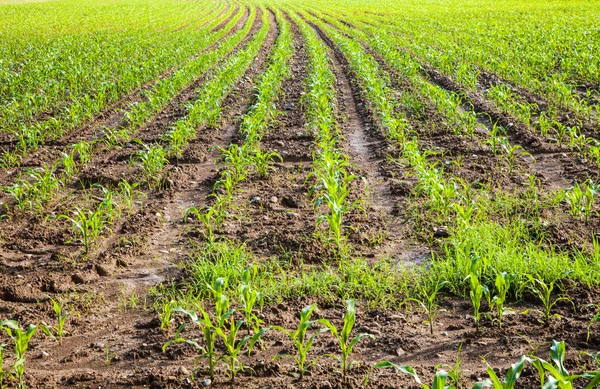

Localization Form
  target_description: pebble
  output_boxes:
[250,196,261,204]
[396,347,406,356]
[95,264,111,277]
[269,196,278,203]
[357,326,381,336]
[285,211,299,219]
[201,379,212,387]
[39,351,49,358]
[178,366,190,376]
[441,331,449,337]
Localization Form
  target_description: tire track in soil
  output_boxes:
[8,9,280,389]
[307,18,431,264]
[227,12,325,262]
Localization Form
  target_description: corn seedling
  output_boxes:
[184,205,226,245]
[49,298,69,342]
[133,143,168,187]
[58,206,107,254]
[318,300,375,382]
[0,321,39,389]
[164,306,220,379]
[524,277,571,327]
[465,258,486,330]
[410,280,447,335]
[565,181,598,224]
[362,361,421,387]
[159,300,177,331]
[272,304,329,379]
[239,265,263,335]
[250,148,282,177]
[438,343,465,388]
[501,140,530,174]
[214,303,265,381]
[474,355,530,389]
[487,272,514,327]
[531,340,600,389]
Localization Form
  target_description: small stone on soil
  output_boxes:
[269,196,278,203]
[201,378,212,387]
[178,366,190,376]
[95,264,111,276]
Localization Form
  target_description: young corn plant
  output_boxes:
[565,181,597,224]
[272,304,329,379]
[318,300,375,382]
[465,258,486,330]
[0,321,39,389]
[59,206,107,254]
[410,280,447,335]
[218,144,250,183]
[487,272,514,327]
[438,343,465,388]
[214,302,264,381]
[531,340,600,389]
[184,204,226,245]
[474,355,531,389]
[163,306,220,379]
[239,265,263,335]
[133,143,168,188]
[159,300,177,331]
[250,148,282,177]
[210,277,265,381]
[524,277,571,327]
[310,153,358,252]
[501,139,530,174]
[45,298,69,343]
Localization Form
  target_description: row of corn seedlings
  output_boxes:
[316,11,481,139]
[318,13,543,178]
[290,11,359,254]
[0,1,236,167]
[62,6,269,256]
[160,275,600,388]
[185,8,293,245]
